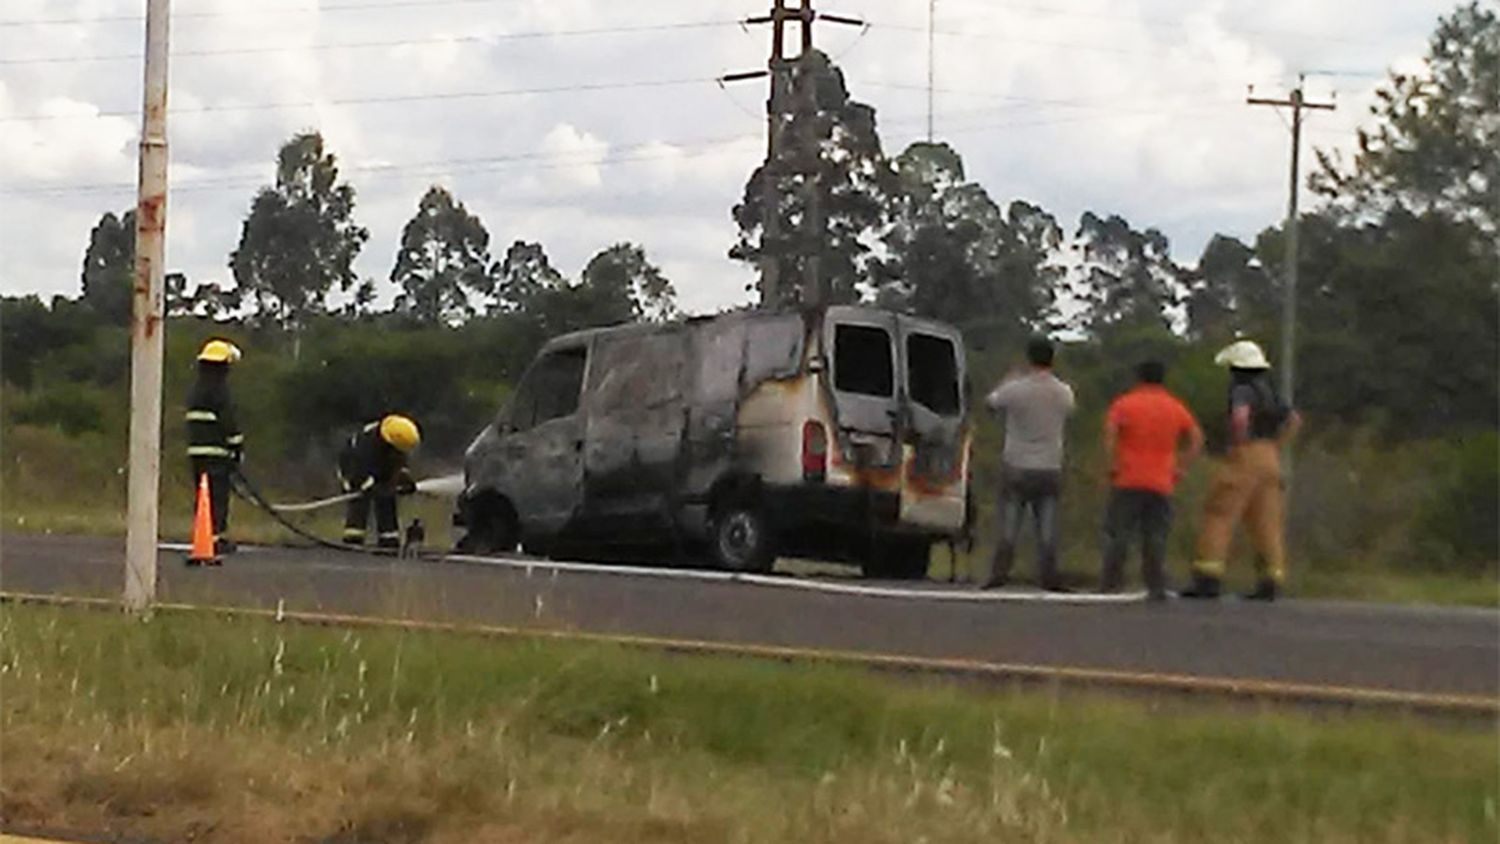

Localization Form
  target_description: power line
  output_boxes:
[1,77,715,123]
[869,20,1388,66]
[0,132,765,198]
[0,20,736,65]
[913,2,1388,48]
[0,85,1338,201]
[2,92,1255,198]
[0,75,1235,130]
[0,0,534,26]
[861,81,1232,112]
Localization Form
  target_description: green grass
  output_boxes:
[2,603,1495,843]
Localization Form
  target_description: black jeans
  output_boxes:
[189,457,233,536]
[989,467,1062,588]
[1101,488,1172,595]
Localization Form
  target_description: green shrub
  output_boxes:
[1415,429,1499,570]
[6,383,116,435]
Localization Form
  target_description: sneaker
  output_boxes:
[1179,575,1221,599]
[1242,580,1279,602]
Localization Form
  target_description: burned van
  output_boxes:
[453,305,971,578]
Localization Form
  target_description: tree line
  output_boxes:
[1,2,1493,568]
[6,2,1495,441]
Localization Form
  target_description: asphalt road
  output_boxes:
[3,534,1497,700]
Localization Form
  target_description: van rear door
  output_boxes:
[898,318,966,476]
[896,317,968,530]
[825,308,900,468]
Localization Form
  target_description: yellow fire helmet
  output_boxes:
[197,339,242,364]
[379,414,421,453]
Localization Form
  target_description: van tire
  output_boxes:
[710,504,775,573]
[863,537,931,580]
[455,494,519,555]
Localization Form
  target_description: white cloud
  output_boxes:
[540,122,608,189]
[0,0,1459,313]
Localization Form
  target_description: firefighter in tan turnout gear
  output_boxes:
[185,339,244,555]
[338,414,421,549]
[1183,340,1302,601]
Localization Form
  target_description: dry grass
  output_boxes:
[1,603,1494,843]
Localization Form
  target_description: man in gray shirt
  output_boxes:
[981,337,1076,590]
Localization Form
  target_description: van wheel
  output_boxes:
[711,505,774,573]
[863,538,931,580]
[455,496,518,555]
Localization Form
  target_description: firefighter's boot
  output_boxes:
[1242,579,1279,602]
[1179,574,1221,599]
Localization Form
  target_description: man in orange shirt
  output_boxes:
[1101,360,1203,600]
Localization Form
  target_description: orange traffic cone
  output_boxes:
[188,473,219,567]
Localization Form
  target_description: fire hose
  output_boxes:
[227,467,462,558]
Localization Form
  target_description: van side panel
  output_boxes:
[680,318,747,503]
[581,330,689,532]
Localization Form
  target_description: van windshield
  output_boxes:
[907,333,960,416]
[834,324,894,397]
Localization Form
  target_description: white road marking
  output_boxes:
[158,542,1146,604]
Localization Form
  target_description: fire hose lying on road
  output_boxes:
[227,467,462,557]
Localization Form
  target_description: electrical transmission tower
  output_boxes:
[722,0,862,309]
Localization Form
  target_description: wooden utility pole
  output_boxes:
[124,0,171,612]
[723,0,861,309]
[1247,74,1334,410]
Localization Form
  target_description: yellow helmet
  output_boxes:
[379,414,421,452]
[1213,339,1270,370]
[197,339,242,364]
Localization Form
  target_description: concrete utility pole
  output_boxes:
[723,0,862,309]
[1247,74,1334,409]
[124,0,171,612]
[927,0,936,142]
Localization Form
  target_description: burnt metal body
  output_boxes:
[454,305,971,576]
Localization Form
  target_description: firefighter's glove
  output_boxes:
[395,474,417,496]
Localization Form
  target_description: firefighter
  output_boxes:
[185,339,244,555]
[338,414,420,549]
[1183,340,1302,601]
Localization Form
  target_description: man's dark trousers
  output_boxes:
[988,467,1062,588]
[1101,488,1171,596]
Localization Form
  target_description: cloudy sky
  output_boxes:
[0,0,1451,314]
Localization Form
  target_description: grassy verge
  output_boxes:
[2,603,1495,843]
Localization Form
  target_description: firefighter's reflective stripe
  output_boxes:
[184,410,218,422]
[378,531,402,541]
[187,445,233,458]
[360,477,376,491]
[225,433,245,446]
[342,528,365,540]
